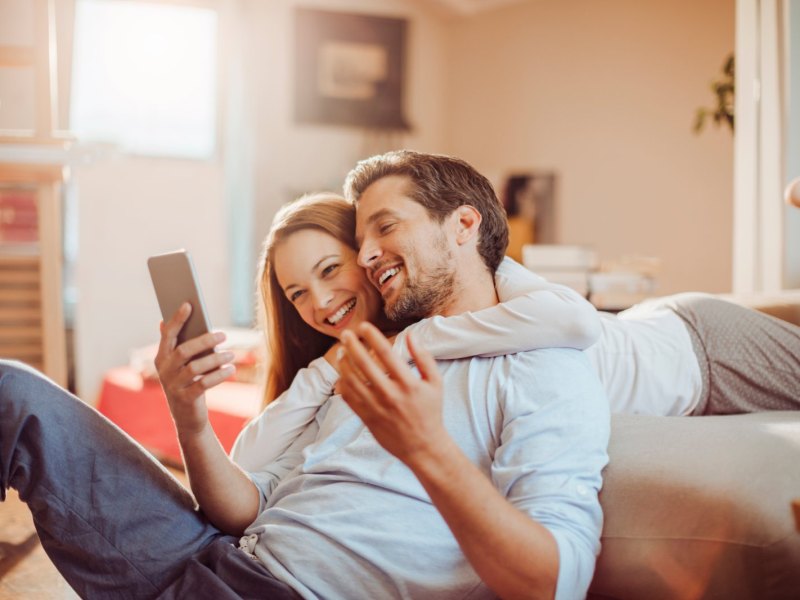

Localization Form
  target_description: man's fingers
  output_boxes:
[340,329,393,392]
[338,345,375,399]
[339,364,389,423]
[406,333,441,386]
[356,323,416,388]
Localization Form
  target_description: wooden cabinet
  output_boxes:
[0,163,67,386]
[0,0,70,385]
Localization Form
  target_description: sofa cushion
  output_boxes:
[590,412,800,599]
[719,290,800,327]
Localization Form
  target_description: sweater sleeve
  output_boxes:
[230,356,338,472]
[392,256,601,360]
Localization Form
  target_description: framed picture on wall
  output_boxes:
[294,8,410,130]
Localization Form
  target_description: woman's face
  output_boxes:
[273,228,383,340]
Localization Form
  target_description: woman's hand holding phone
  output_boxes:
[154,302,236,438]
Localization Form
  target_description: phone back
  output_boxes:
[147,250,212,347]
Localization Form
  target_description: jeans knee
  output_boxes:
[0,360,61,413]
[0,359,40,377]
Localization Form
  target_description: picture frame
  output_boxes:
[294,8,410,130]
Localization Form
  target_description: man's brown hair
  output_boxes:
[343,150,509,273]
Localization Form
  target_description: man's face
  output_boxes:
[355,175,456,321]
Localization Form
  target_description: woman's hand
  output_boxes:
[154,302,236,437]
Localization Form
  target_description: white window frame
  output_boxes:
[733,0,800,291]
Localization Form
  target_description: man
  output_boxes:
[334,150,610,599]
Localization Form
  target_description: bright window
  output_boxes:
[70,0,218,159]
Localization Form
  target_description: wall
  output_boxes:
[444,0,735,294]
[71,157,228,400]
[69,0,447,401]
[242,0,448,271]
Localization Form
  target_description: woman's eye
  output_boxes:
[289,290,304,303]
[321,264,339,277]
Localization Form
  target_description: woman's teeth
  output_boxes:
[379,267,400,286]
[327,299,356,325]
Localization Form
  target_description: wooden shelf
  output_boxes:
[0,0,70,386]
[0,168,67,386]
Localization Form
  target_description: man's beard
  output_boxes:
[384,237,456,321]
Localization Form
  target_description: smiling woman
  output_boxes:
[257,193,391,407]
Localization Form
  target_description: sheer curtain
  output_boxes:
[733,0,800,292]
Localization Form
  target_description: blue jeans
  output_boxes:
[0,360,296,599]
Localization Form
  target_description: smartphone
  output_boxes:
[147,249,213,354]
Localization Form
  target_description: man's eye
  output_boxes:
[379,223,395,235]
[321,264,339,277]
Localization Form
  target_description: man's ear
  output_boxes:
[453,205,482,245]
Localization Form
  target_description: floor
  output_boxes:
[0,467,188,599]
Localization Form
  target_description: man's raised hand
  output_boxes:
[338,322,446,467]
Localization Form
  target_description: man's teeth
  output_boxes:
[327,299,356,325]
[379,267,400,286]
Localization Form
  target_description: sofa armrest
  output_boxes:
[717,290,800,327]
[590,412,800,599]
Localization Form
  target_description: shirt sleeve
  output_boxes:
[245,418,320,513]
[392,256,600,361]
[230,356,338,472]
[492,349,610,600]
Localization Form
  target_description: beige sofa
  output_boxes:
[589,292,800,599]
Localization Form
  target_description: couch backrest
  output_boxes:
[718,291,800,327]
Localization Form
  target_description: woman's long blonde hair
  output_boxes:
[258,192,357,406]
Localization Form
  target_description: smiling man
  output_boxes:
[338,150,610,600]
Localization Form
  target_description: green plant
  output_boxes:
[694,53,734,134]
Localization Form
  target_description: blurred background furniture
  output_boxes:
[97,366,259,465]
[522,243,660,311]
[0,0,70,386]
[0,163,67,385]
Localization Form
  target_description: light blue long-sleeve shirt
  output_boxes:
[239,348,610,600]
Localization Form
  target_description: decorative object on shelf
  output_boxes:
[693,53,734,134]
[294,8,410,130]
[501,171,557,262]
[522,245,661,311]
[0,187,39,244]
[590,255,660,311]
